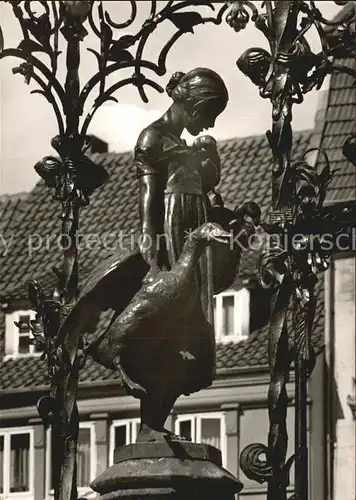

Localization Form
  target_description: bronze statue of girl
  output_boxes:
[58,68,231,443]
[135,68,228,328]
[135,67,228,271]
[122,67,229,440]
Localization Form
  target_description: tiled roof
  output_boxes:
[1,132,313,302]
[0,131,327,392]
[316,57,356,203]
[0,192,29,234]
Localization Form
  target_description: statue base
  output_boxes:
[90,440,243,499]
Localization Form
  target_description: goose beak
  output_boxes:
[211,229,232,244]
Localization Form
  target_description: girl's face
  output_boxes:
[185,104,219,136]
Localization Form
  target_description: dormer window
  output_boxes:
[213,289,249,343]
[4,310,40,360]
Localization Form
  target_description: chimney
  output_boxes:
[88,135,108,153]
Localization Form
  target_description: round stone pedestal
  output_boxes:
[91,440,243,499]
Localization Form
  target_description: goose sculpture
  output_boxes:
[56,207,260,441]
[56,201,260,352]
[86,222,231,441]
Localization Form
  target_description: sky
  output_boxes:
[0,1,341,194]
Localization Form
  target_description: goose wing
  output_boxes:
[56,244,149,364]
[106,272,180,345]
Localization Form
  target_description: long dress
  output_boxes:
[134,125,216,391]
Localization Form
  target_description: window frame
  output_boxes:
[174,412,227,467]
[109,418,140,466]
[0,426,35,499]
[213,288,249,343]
[45,422,96,498]
[4,310,41,360]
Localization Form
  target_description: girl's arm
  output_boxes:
[135,128,164,273]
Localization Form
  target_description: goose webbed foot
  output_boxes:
[136,424,191,443]
[137,391,184,442]
[113,355,147,398]
[165,431,191,442]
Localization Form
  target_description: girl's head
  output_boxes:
[166,68,229,136]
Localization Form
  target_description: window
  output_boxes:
[213,289,249,342]
[77,426,94,489]
[46,422,96,497]
[4,310,40,359]
[175,413,226,467]
[329,256,356,499]
[0,427,34,500]
[109,419,140,466]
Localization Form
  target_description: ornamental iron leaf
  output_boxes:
[113,34,138,50]
[108,46,134,63]
[23,13,51,46]
[18,38,48,54]
[237,47,271,88]
[167,11,204,33]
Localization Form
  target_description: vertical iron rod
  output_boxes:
[295,357,309,500]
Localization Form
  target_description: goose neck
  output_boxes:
[179,237,202,269]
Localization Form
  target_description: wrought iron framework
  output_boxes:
[0,2,355,500]
[234,3,356,500]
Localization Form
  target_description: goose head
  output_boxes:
[189,222,232,246]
